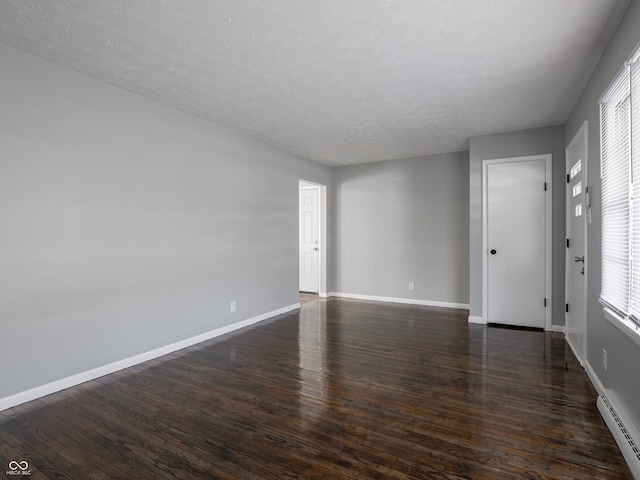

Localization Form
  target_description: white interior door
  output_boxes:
[299,187,319,293]
[484,157,549,328]
[565,122,588,363]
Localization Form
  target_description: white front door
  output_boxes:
[565,122,588,363]
[299,187,319,293]
[484,156,550,328]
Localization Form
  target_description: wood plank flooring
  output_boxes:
[299,292,320,304]
[0,298,632,479]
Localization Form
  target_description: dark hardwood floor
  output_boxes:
[0,298,632,479]
[299,292,320,304]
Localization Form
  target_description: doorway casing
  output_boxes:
[299,180,327,297]
[564,121,588,364]
[480,154,553,330]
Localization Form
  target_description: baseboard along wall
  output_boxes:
[467,315,486,324]
[0,303,300,412]
[328,292,469,310]
[573,344,640,479]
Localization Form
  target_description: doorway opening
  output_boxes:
[299,180,327,298]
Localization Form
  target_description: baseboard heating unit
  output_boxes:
[597,394,640,479]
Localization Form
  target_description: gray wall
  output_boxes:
[0,43,331,400]
[468,126,566,326]
[565,0,640,432]
[331,152,470,306]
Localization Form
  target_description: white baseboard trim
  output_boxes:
[328,292,469,310]
[319,292,328,298]
[0,303,300,412]
[584,359,604,395]
[468,315,486,324]
[467,318,563,329]
[572,357,640,478]
[565,335,585,368]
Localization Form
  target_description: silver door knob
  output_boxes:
[574,256,584,263]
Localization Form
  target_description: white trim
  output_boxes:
[565,334,585,368]
[0,303,299,412]
[545,156,553,330]
[550,324,565,334]
[482,154,553,330]
[567,120,589,155]
[328,292,469,310]
[318,292,329,298]
[565,121,589,364]
[585,359,640,480]
[468,315,486,324]
[632,39,640,64]
[598,35,638,105]
[299,179,327,296]
[584,359,605,395]
[603,308,640,349]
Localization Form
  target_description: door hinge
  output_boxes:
[566,238,570,248]
[567,174,570,183]
[566,303,569,313]
[544,182,547,191]
[544,298,547,307]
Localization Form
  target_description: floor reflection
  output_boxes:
[298,299,328,427]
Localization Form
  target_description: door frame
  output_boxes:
[564,121,588,362]
[299,180,327,296]
[482,154,553,330]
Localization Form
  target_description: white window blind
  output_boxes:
[630,58,640,324]
[600,45,640,329]
[600,67,631,316]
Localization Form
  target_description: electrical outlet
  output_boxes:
[230,301,236,313]
[409,282,415,291]
[602,349,607,371]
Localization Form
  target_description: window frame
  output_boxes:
[599,42,640,347]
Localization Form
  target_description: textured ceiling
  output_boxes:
[0,0,628,166]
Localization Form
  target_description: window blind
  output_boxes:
[630,58,640,325]
[600,65,631,317]
[601,45,640,328]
